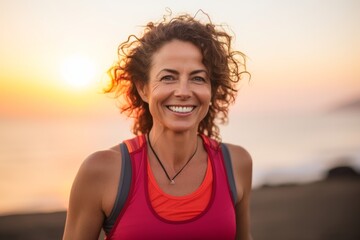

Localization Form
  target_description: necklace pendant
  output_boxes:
[170,180,175,185]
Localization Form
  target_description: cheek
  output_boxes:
[148,84,172,106]
[151,84,169,96]
[200,86,212,102]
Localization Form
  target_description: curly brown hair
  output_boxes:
[105,12,249,141]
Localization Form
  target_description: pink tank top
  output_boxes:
[106,135,236,240]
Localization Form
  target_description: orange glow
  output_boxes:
[60,55,98,90]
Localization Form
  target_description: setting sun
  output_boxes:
[60,55,97,90]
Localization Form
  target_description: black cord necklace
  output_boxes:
[147,133,198,185]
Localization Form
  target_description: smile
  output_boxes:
[167,106,195,113]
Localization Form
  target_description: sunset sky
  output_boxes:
[1,0,359,119]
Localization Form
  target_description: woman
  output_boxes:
[63,12,252,240]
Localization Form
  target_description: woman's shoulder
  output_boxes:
[223,143,252,168]
[72,146,122,191]
[71,145,123,216]
[75,145,124,192]
[79,145,122,176]
[223,143,252,203]
[64,145,124,237]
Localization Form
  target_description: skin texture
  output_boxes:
[63,40,252,240]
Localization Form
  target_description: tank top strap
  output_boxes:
[123,135,146,153]
[200,134,220,151]
[200,134,237,206]
[103,134,146,235]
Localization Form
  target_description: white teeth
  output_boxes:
[168,106,194,113]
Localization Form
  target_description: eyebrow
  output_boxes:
[156,69,208,77]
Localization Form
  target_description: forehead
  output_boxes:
[150,40,205,72]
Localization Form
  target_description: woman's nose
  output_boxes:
[174,80,191,99]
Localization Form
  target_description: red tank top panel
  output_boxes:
[106,135,236,240]
[148,156,213,221]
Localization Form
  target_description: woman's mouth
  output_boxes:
[167,105,195,113]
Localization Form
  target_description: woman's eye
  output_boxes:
[192,76,206,83]
[160,75,175,81]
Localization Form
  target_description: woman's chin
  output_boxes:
[162,123,198,134]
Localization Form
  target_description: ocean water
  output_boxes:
[222,110,360,186]
[1,110,359,215]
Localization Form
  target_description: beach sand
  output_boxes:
[1,176,359,240]
[251,177,360,240]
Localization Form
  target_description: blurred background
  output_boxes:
[1,0,359,239]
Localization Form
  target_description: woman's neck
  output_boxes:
[147,128,199,170]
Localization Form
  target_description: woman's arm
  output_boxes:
[227,144,253,240]
[63,149,122,240]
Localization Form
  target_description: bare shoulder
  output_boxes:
[63,145,123,239]
[80,145,122,175]
[223,145,253,240]
[70,145,123,215]
[223,143,253,204]
[224,143,252,171]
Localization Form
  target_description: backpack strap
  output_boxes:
[103,142,132,234]
[221,143,237,206]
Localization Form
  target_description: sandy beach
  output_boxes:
[251,177,360,240]
[1,171,359,240]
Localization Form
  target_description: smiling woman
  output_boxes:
[60,55,97,90]
[63,12,252,240]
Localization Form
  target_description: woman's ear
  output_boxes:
[135,82,149,103]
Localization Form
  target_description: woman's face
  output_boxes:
[139,39,211,133]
